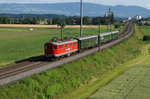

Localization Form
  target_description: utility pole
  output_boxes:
[105,13,109,32]
[61,22,63,41]
[107,19,109,32]
[98,20,101,52]
[80,0,83,37]
[109,8,112,32]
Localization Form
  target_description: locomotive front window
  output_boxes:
[54,45,57,49]
[49,45,51,49]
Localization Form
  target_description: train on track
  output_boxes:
[44,31,119,58]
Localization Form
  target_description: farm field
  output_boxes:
[89,64,150,99]
[0,26,120,67]
[138,26,150,35]
[89,26,150,99]
[0,25,142,99]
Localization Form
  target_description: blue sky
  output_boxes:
[0,0,150,9]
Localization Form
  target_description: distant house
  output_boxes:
[128,17,132,20]
[135,15,142,20]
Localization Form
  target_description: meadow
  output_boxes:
[0,25,120,67]
[0,25,143,99]
[138,26,150,35]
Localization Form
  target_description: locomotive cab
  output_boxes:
[45,43,54,57]
[45,38,78,58]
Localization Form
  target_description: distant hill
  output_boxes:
[0,3,150,17]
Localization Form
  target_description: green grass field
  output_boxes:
[39,21,47,25]
[0,25,142,99]
[138,26,150,35]
[0,26,120,66]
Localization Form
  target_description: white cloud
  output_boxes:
[146,4,150,9]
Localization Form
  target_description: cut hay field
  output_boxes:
[0,26,120,67]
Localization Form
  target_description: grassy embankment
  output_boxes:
[89,26,150,99]
[0,25,143,99]
[0,26,119,67]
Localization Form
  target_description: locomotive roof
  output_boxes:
[47,31,119,45]
[50,39,78,45]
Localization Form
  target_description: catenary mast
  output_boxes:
[80,0,83,37]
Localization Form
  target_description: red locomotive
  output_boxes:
[45,38,78,58]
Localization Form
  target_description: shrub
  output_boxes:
[45,84,61,98]
[138,22,143,26]
[144,22,150,26]
[143,35,150,41]
[114,24,121,28]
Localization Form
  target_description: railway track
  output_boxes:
[0,22,133,87]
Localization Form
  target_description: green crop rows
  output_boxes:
[89,64,150,99]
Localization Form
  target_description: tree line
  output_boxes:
[0,13,114,25]
[48,13,114,26]
[0,17,39,24]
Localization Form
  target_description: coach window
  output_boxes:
[54,45,57,50]
[70,44,72,47]
[66,44,68,47]
[74,43,76,46]
[61,45,63,48]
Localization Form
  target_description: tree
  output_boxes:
[23,18,30,24]
[32,17,38,24]
[111,12,114,24]
[47,19,51,25]
[83,16,91,25]
[0,17,11,24]
[74,17,81,25]
[52,17,61,25]
[144,22,149,26]
[58,19,66,28]
[19,19,23,24]
[91,17,100,25]
[66,17,76,25]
